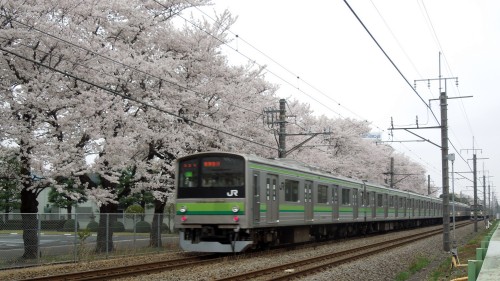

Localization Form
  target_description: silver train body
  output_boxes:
[174,152,470,252]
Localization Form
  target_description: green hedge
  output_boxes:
[0,220,66,230]
[62,219,80,231]
[86,221,99,232]
[111,221,125,232]
[135,221,151,233]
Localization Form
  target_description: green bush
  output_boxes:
[135,221,151,233]
[86,221,99,232]
[62,219,80,231]
[111,221,125,232]
[162,223,170,233]
[42,220,66,230]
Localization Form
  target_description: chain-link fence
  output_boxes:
[0,213,179,269]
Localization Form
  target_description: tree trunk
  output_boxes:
[95,203,117,253]
[150,199,166,248]
[19,137,39,259]
[20,188,39,259]
[66,205,72,220]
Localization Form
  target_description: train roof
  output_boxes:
[182,151,454,203]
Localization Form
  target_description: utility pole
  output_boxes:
[428,175,431,196]
[412,54,459,252]
[383,157,422,189]
[462,147,486,232]
[264,99,331,158]
[473,154,477,232]
[278,99,286,158]
[449,153,456,248]
[390,53,472,252]
[483,174,486,225]
[390,157,395,189]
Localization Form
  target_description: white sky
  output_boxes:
[190,0,500,203]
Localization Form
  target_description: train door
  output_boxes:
[332,185,339,219]
[395,196,399,218]
[402,198,406,217]
[371,192,376,218]
[412,199,415,217]
[252,172,260,223]
[265,174,279,223]
[384,194,388,218]
[304,181,313,222]
[352,188,358,219]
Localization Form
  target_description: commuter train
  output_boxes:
[471,204,485,220]
[174,152,470,252]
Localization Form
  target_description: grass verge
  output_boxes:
[395,220,498,281]
[396,256,431,281]
[430,220,498,281]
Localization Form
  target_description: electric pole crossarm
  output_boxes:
[285,133,320,157]
[378,140,426,143]
[430,96,473,102]
[389,126,442,130]
[403,129,441,148]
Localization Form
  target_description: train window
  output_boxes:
[179,158,199,187]
[341,188,350,205]
[318,185,328,203]
[284,179,299,202]
[377,194,383,207]
[253,173,260,196]
[177,155,246,198]
[389,196,394,207]
[366,192,371,207]
[399,197,403,208]
[201,156,244,187]
[332,184,339,204]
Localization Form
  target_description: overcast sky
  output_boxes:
[191,0,500,203]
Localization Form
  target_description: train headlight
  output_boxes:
[179,206,187,213]
[233,216,239,222]
[232,206,240,213]
[181,216,187,222]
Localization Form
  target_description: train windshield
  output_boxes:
[177,155,245,198]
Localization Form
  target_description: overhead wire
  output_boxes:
[418,0,476,171]
[186,0,452,173]
[343,0,479,185]
[343,0,439,126]
[176,0,388,134]
[418,1,475,139]
[0,15,264,118]
[0,46,278,151]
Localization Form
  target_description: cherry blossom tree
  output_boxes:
[1,0,430,258]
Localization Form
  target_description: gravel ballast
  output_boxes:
[0,223,477,281]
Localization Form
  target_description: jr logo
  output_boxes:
[227,190,238,197]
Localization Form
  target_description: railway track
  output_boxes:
[20,254,222,281]
[21,222,471,280]
[216,221,472,281]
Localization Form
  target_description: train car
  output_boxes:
[470,204,485,220]
[174,151,470,252]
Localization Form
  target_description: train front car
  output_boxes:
[174,152,253,252]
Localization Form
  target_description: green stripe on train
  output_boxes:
[279,204,304,212]
[176,202,245,215]
[314,206,332,212]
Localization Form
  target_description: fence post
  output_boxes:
[74,213,78,262]
[157,214,161,253]
[106,213,109,258]
[133,214,136,254]
[37,213,41,265]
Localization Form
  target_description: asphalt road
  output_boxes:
[0,232,179,263]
